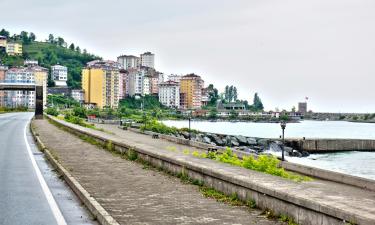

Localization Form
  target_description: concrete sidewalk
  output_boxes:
[33,119,283,225]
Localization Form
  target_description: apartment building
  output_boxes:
[167,74,182,83]
[0,36,7,49]
[6,42,22,56]
[117,55,140,69]
[52,65,68,87]
[140,52,154,68]
[71,89,84,103]
[3,66,47,108]
[0,65,8,107]
[82,60,120,109]
[179,73,204,109]
[158,80,180,108]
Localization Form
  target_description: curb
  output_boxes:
[30,118,120,225]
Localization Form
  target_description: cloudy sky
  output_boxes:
[1,0,375,112]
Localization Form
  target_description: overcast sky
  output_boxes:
[1,0,375,112]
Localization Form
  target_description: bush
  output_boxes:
[45,107,59,116]
[140,120,178,134]
[191,147,311,182]
[73,106,87,118]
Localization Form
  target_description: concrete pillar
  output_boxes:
[35,86,43,119]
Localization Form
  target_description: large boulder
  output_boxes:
[203,136,211,144]
[246,137,257,145]
[301,151,310,157]
[211,134,224,146]
[283,146,293,153]
[236,135,248,145]
[291,150,302,157]
[230,136,240,147]
[225,136,233,146]
[257,139,269,147]
[181,131,190,139]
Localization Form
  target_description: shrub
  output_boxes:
[46,107,59,116]
[191,147,311,182]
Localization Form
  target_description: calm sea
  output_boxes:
[162,120,375,180]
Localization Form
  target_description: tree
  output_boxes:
[20,31,30,44]
[29,32,36,42]
[207,84,219,107]
[224,85,229,102]
[229,110,238,119]
[208,108,218,119]
[228,86,233,102]
[48,34,55,43]
[0,29,10,38]
[57,37,65,47]
[291,106,296,112]
[76,46,81,53]
[233,87,238,102]
[69,43,75,50]
[252,93,264,111]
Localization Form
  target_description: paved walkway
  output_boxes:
[33,119,283,225]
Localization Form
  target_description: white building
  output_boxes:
[24,59,38,66]
[71,89,84,103]
[140,52,154,68]
[142,76,151,95]
[51,65,68,87]
[167,74,182,83]
[158,80,180,108]
[117,55,140,69]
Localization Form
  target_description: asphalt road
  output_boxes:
[0,112,97,225]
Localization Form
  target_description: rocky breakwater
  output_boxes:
[171,131,309,157]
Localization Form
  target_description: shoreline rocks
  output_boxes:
[170,130,309,157]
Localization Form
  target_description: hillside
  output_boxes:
[0,30,100,88]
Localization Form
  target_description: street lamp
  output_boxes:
[280,121,286,161]
[188,114,191,141]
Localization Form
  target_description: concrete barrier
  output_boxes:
[288,139,375,152]
[128,127,375,192]
[48,116,375,225]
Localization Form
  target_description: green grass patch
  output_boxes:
[190,147,312,182]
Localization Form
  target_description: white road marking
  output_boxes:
[24,121,67,225]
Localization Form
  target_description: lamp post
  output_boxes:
[280,121,286,161]
[188,114,191,141]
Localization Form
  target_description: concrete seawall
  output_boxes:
[47,116,375,225]
[286,138,375,152]
[128,127,375,192]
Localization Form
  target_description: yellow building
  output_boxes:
[0,36,7,48]
[31,66,48,108]
[6,42,22,56]
[82,60,120,109]
[180,73,204,109]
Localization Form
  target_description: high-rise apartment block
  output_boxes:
[52,65,68,87]
[179,74,204,109]
[158,80,180,108]
[140,52,155,68]
[117,55,139,69]
[82,60,120,109]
